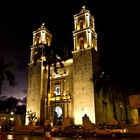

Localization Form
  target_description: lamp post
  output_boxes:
[53,91,57,126]
[54,91,57,109]
[65,91,71,117]
[66,92,69,117]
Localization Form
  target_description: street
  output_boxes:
[1,134,140,140]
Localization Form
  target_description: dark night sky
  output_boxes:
[0,1,139,99]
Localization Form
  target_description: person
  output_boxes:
[45,124,51,138]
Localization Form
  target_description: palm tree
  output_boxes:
[117,81,131,124]
[33,39,64,121]
[0,57,15,95]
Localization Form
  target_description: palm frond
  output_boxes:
[0,57,16,94]
[5,71,16,86]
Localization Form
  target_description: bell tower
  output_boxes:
[72,6,98,125]
[73,6,97,52]
[26,23,52,125]
[30,23,52,64]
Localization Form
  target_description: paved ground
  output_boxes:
[1,124,140,139]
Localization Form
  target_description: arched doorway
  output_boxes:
[53,106,62,126]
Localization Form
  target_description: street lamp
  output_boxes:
[53,91,58,126]
[54,91,57,109]
[66,92,69,117]
[65,91,71,117]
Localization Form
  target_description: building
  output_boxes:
[26,6,131,126]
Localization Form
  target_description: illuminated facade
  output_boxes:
[72,6,97,124]
[26,23,52,125]
[26,6,120,126]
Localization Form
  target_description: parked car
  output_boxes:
[93,125,128,137]
[62,125,86,137]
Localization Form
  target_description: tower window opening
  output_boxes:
[79,37,84,49]
[79,20,84,29]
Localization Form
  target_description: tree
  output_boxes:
[0,57,15,95]
[15,104,26,115]
[26,110,37,125]
[33,39,64,121]
[4,97,18,112]
[93,70,121,122]
[0,96,18,113]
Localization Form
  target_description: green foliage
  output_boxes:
[32,39,65,120]
[0,97,26,115]
[0,57,16,94]
[26,110,37,123]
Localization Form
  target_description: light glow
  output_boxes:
[10,117,14,121]
[7,134,13,140]
[84,43,88,48]
[77,25,80,30]
[41,31,46,44]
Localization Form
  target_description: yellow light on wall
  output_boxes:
[50,96,61,101]
[7,135,13,140]
[41,31,46,44]
[84,43,88,48]
[10,117,14,121]
[131,108,139,124]
[74,110,83,125]
[77,45,80,50]
[77,25,80,30]
[86,14,90,27]
[74,108,96,125]
[83,23,86,28]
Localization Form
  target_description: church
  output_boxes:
[26,6,132,126]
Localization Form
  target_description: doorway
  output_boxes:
[53,106,62,126]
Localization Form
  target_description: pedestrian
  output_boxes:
[45,124,51,139]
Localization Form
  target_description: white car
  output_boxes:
[93,125,128,137]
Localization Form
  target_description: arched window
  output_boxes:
[79,20,84,29]
[79,37,84,49]
[53,106,62,126]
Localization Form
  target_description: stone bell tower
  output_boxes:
[72,6,98,125]
[26,23,52,125]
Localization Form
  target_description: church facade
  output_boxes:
[26,6,130,126]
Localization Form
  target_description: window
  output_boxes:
[79,20,84,29]
[54,85,61,96]
[79,37,84,49]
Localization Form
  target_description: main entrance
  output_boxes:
[53,106,62,126]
